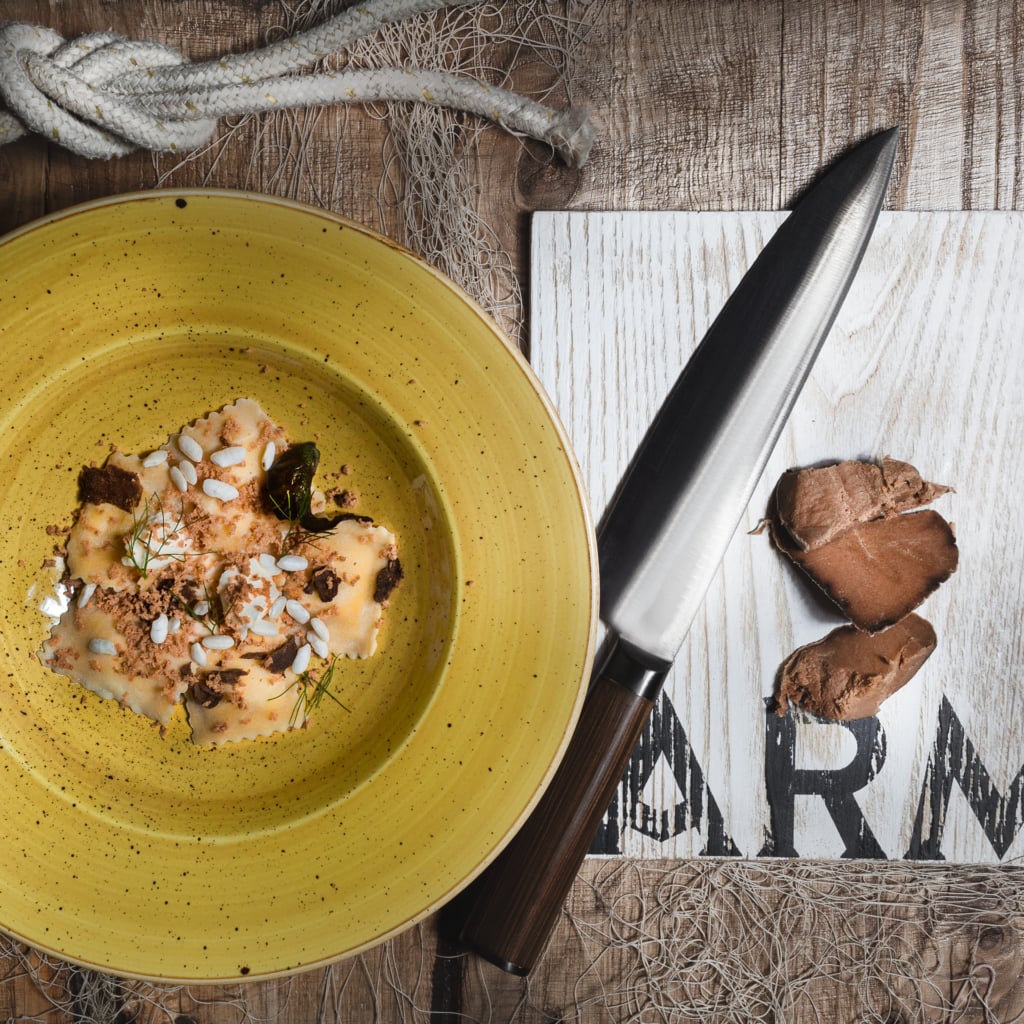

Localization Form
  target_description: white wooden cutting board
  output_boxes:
[531,210,1024,863]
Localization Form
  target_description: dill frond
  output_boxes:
[276,655,350,728]
[124,493,188,578]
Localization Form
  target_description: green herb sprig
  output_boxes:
[279,655,350,729]
[124,494,188,578]
[170,582,224,635]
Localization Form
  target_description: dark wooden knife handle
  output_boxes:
[457,640,666,974]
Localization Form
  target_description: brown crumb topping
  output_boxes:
[333,489,359,509]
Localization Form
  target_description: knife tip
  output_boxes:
[863,126,900,169]
[786,127,899,213]
[874,125,900,153]
[823,127,900,207]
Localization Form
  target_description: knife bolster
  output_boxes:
[600,636,670,701]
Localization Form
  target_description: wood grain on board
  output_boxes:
[0,0,1022,1020]
[531,209,1024,864]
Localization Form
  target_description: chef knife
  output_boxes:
[457,128,899,974]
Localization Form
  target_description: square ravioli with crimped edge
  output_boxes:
[38,399,403,746]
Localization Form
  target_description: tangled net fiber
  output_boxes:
[0,0,597,341]
[3,860,1023,1021]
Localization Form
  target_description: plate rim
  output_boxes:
[0,188,600,982]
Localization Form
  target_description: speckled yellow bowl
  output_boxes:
[0,191,597,982]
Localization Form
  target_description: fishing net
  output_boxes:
[3,859,1023,1022]
[146,0,598,343]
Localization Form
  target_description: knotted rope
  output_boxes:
[0,0,594,165]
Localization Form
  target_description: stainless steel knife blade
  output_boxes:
[456,128,899,975]
[600,128,900,666]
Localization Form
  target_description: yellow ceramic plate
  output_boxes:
[0,191,597,982]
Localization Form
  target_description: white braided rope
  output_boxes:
[0,0,594,165]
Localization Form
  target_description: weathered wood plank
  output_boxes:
[780,0,1024,210]
[960,1,1024,208]
[562,0,785,213]
[0,0,1022,1020]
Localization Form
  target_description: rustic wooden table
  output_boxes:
[1,2,1022,1021]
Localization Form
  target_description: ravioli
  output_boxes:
[39,399,403,746]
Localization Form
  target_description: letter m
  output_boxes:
[907,695,1024,859]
